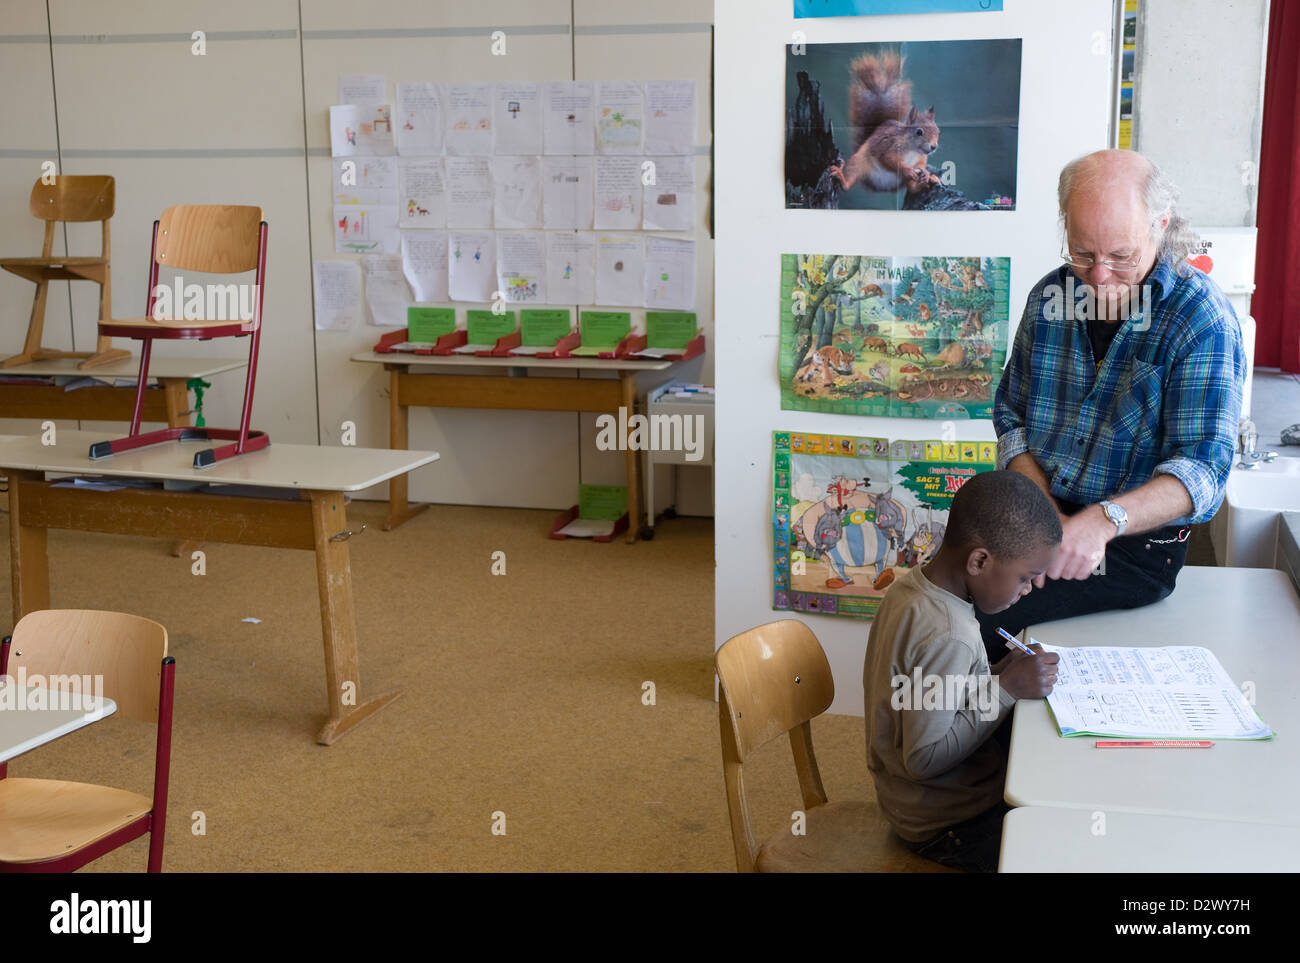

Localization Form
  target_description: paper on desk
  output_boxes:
[362,255,410,327]
[397,158,446,228]
[445,157,493,229]
[555,517,616,538]
[492,156,542,229]
[546,232,596,305]
[313,260,361,330]
[1041,643,1274,740]
[493,82,543,154]
[395,82,443,156]
[452,344,495,354]
[543,80,595,155]
[401,231,449,303]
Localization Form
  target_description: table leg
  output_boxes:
[309,490,401,745]
[383,366,429,531]
[8,470,51,622]
[621,372,639,544]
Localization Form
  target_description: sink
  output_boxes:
[1210,456,1300,567]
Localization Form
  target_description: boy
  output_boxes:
[863,470,1062,873]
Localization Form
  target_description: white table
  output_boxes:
[0,431,438,744]
[1000,806,1300,872]
[1005,566,1300,826]
[0,682,117,764]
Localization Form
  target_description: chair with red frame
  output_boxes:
[88,204,269,468]
[0,609,175,873]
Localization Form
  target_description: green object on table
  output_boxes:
[579,484,627,521]
[186,377,211,428]
[466,309,516,344]
[578,311,631,348]
[645,311,697,348]
[408,307,455,342]
[520,309,571,347]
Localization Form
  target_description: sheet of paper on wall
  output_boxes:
[362,255,410,327]
[401,231,449,303]
[545,232,596,305]
[644,237,696,312]
[542,156,594,229]
[643,80,696,155]
[444,156,494,229]
[312,260,361,331]
[497,232,547,305]
[595,234,645,307]
[543,80,595,155]
[596,81,644,154]
[339,74,386,106]
[493,82,543,154]
[334,204,400,254]
[395,82,444,156]
[332,156,398,206]
[444,83,493,155]
[491,156,542,229]
[593,156,642,230]
[397,158,447,228]
[448,231,497,302]
[642,156,695,231]
[329,104,395,157]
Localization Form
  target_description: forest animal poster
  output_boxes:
[780,253,1009,420]
[772,430,995,619]
[785,40,1021,210]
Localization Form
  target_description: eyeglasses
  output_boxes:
[1060,243,1142,274]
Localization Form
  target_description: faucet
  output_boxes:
[1237,418,1278,469]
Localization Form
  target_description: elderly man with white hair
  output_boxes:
[975,149,1246,662]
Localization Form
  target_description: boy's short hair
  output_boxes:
[944,470,1062,559]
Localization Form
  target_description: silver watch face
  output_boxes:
[1103,501,1126,525]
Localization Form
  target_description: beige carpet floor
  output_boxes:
[0,498,884,873]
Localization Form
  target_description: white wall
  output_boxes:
[714,0,1115,715]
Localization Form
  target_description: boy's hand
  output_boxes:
[998,644,1060,699]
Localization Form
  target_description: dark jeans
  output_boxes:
[902,801,1010,873]
[975,505,1192,665]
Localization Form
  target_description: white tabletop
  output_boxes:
[0,430,439,492]
[1005,566,1300,826]
[1000,806,1300,872]
[0,682,117,764]
[0,356,247,380]
[351,350,673,372]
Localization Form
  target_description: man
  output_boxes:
[976,149,1246,662]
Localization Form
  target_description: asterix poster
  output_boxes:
[772,430,994,619]
[781,253,1009,419]
[785,40,1020,211]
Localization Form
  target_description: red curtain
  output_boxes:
[1253,0,1300,372]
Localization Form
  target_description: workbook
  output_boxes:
[1038,643,1273,740]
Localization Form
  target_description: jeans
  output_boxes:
[902,801,1010,873]
[974,507,1192,665]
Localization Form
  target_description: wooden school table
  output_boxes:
[351,352,674,541]
[0,356,246,427]
[0,431,438,745]
[0,683,117,764]
[1000,806,1300,872]
[1004,566,1300,827]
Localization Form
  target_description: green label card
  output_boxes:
[579,484,627,521]
[467,309,516,344]
[645,312,697,349]
[407,307,455,342]
[579,311,632,349]
[520,309,572,347]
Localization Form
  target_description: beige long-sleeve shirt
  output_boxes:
[862,566,1017,842]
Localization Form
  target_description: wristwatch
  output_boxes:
[1099,500,1128,536]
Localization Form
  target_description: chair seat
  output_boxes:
[0,255,108,268]
[0,778,150,864]
[755,799,961,873]
[99,316,253,339]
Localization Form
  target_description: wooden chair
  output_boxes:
[0,610,175,873]
[89,204,268,468]
[0,175,130,369]
[715,619,956,872]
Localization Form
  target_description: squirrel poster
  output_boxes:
[785,40,1021,211]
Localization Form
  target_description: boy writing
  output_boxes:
[863,470,1062,872]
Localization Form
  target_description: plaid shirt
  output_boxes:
[994,255,1245,525]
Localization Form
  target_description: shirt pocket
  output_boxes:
[1104,360,1165,445]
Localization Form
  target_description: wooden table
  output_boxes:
[0,431,438,745]
[351,352,673,542]
[0,356,246,428]
[0,682,117,764]
[1005,567,1300,826]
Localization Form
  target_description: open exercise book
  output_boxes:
[1038,643,1273,740]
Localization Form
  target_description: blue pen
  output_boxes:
[997,626,1035,656]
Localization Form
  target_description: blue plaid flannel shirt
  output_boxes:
[994,255,1245,525]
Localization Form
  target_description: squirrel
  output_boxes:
[829,51,940,195]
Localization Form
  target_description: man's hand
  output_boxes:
[998,644,1061,699]
[1044,506,1113,583]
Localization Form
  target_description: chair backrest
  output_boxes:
[6,610,168,723]
[28,175,115,223]
[155,205,263,274]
